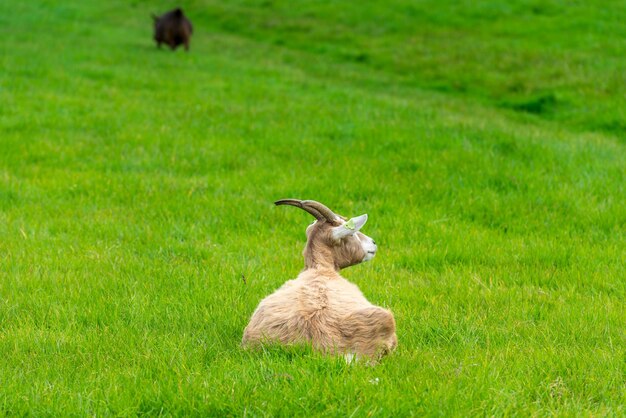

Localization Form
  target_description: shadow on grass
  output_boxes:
[499,92,560,116]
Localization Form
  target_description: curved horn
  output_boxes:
[275,199,338,222]
[302,200,338,221]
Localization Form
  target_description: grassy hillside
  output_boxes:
[0,0,624,415]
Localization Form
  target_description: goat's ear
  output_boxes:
[331,214,368,240]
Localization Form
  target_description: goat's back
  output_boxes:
[242,269,394,357]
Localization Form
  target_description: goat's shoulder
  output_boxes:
[326,274,363,293]
[299,271,370,307]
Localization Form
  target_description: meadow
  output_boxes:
[0,0,624,415]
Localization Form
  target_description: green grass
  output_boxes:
[1,0,625,415]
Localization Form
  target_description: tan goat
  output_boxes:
[242,199,397,361]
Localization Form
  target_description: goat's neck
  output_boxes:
[303,245,339,272]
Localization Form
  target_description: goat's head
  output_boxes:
[275,199,377,270]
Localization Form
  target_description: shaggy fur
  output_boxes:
[152,8,193,51]
[242,201,397,361]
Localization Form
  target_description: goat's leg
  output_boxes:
[341,307,397,360]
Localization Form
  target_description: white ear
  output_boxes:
[331,214,368,240]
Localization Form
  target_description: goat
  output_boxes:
[242,199,397,362]
[152,8,193,51]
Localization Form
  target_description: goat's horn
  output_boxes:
[275,199,337,222]
[302,200,338,221]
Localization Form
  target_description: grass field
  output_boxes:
[1,0,625,415]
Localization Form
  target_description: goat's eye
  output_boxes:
[372,240,376,245]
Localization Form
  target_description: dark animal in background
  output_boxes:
[152,8,193,51]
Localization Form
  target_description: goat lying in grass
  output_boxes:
[242,199,397,362]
